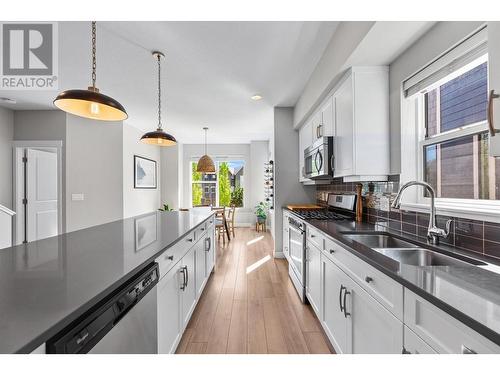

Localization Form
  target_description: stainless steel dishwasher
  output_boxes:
[47,263,159,354]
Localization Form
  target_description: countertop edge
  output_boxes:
[284,208,500,347]
[13,211,215,354]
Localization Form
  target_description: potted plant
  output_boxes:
[158,203,174,212]
[255,201,269,224]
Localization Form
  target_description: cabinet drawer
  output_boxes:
[157,234,195,279]
[307,226,324,250]
[206,216,215,229]
[404,289,500,353]
[403,326,437,354]
[194,222,207,241]
[324,236,403,320]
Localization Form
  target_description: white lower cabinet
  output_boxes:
[157,218,216,354]
[346,278,403,354]
[306,243,321,316]
[321,253,402,354]
[157,265,182,354]
[403,326,437,354]
[322,254,350,353]
[205,228,215,276]
[195,235,207,298]
[404,289,500,354]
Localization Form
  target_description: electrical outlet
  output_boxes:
[379,196,390,212]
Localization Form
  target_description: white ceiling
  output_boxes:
[0,21,338,144]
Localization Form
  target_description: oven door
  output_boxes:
[288,222,305,283]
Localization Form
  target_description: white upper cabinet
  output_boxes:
[333,67,390,181]
[488,22,500,156]
[297,66,389,183]
[299,119,313,182]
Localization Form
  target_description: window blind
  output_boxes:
[403,26,487,97]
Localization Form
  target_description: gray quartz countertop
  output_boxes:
[0,209,214,354]
[285,208,500,346]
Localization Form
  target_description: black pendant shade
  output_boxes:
[140,127,177,146]
[53,86,128,121]
[140,51,177,147]
[53,22,127,122]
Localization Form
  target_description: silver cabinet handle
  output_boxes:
[329,249,335,254]
[339,285,345,313]
[330,155,335,174]
[461,345,477,354]
[205,237,211,252]
[365,276,373,283]
[488,89,500,136]
[343,290,351,318]
[167,255,174,261]
[185,266,189,287]
[180,267,187,290]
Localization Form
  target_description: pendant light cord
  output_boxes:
[157,53,162,130]
[91,21,97,89]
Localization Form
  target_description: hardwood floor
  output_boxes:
[176,227,333,354]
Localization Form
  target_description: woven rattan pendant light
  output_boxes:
[140,51,177,146]
[197,127,215,173]
[54,22,128,121]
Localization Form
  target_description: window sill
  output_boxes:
[401,201,500,224]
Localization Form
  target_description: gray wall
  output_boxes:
[389,21,484,174]
[161,143,182,210]
[0,107,14,208]
[293,21,375,128]
[274,107,315,256]
[122,124,161,218]
[66,115,124,232]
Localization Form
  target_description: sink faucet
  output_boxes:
[391,181,452,245]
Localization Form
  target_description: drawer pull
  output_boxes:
[167,255,174,261]
[343,290,351,318]
[187,238,193,242]
[329,249,335,254]
[461,345,477,354]
[365,276,373,283]
[310,234,316,238]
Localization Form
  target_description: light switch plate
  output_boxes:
[379,196,390,212]
[72,193,84,201]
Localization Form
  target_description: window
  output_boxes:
[418,57,500,201]
[190,160,245,207]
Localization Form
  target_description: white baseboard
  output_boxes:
[274,251,285,259]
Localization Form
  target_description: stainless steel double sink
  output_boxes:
[342,233,487,267]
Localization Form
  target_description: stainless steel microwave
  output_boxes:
[303,136,334,179]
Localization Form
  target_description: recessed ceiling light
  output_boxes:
[0,97,16,104]
[251,94,263,101]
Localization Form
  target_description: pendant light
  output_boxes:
[197,127,215,173]
[140,51,177,146]
[54,22,128,121]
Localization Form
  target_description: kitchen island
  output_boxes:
[0,209,215,354]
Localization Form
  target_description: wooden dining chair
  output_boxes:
[212,206,227,245]
[226,205,236,238]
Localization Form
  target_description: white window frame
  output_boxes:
[401,54,500,223]
[189,159,246,208]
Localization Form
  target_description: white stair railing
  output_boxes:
[0,204,16,249]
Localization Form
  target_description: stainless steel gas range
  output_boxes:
[286,194,356,303]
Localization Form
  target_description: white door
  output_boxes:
[306,244,321,316]
[345,279,403,354]
[334,76,354,177]
[26,148,58,242]
[321,255,348,353]
[157,266,182,354]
